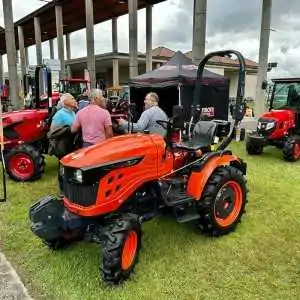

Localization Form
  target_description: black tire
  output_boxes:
[42,238,69,250]
[100,213,142,285]
[197,166,247,237]
[5,144,45,182]
[246,138,263,155]
[240,128,246,141]
[283,137,300,162]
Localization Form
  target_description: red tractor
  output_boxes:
[3,65,55,182]
[29,50,248,285]
[246,77,300,161]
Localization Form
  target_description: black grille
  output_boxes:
[62,180,99,207]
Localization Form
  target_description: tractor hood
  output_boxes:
[260,109,296,123]
[61,133,159,169]
[2,109,49,128]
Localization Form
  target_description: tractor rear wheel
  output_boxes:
[283,137,300,162]
[197,166,247,236]
[5,144,45,182]
[100,213,142,285]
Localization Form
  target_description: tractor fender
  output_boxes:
[187,153,246,201]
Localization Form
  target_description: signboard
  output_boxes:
[43,58,61,71]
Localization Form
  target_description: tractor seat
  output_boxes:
[175,120,217,152]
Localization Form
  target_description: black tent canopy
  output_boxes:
[127,51,230,121]
[128,50,228,88]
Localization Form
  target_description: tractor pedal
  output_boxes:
[164,191,194,207]
[176,214,200,223]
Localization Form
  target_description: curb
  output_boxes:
[0,251,33,300]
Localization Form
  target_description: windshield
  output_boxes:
[272,82,300,109]
[59,81,87,96]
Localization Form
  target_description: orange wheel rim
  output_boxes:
[121,231,138,270]
[214,180,243,227]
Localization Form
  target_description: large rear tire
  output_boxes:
[5,144,45,182]
[197,166,247,237]
[283,137,300,162]
[100,213,142,285]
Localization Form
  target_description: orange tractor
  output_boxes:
[29,50,248,285]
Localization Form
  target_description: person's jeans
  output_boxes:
[82,141,94,148]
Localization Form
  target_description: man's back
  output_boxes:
[73,104,112,144]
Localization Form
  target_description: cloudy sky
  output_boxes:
[0,0,299,78]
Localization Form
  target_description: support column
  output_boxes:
[49,39,54,59]
[255,0,272,116]
[146,5,152,72]
[192,0,207,65]
[34,16,42,65]
[85,0,96,88]
[112,17,119,86]
[0,55,3,89]
[25,47,29,69]
[128,0,138,78]
[66,33,71,60]
[17,26,26,80]
[55,5,66,79]
[2,0,20,109]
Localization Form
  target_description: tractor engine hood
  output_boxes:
[2,109,49,128]
[60,133,160,170]
[260,109,296,123]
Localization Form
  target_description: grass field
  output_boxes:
[0,142,299,300]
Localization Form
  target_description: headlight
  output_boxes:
[74,169,83,183]
[257,122,261,129]
[266,122,275,130]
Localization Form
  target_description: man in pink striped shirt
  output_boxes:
[71,89,113,147]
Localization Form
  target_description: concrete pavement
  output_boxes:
[0,252,33,300]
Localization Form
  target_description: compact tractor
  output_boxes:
[29,50,248,285]
[2,65,55,182]
[246,77,300,161]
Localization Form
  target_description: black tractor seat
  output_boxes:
[175,120,218,152]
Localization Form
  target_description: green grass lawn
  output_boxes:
[0,142,299,300]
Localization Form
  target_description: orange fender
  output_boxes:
[187,154,245,201]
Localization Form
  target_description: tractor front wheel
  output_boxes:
[5,144,45,182]
[198,166,247,236]
[246,138,263,155]
[100,213,142,285]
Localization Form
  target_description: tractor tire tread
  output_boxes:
[197,166,247,237]
[100,213,142,285]
[5,144,45,182]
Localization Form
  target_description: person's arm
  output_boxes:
[121,110,151,132]
[71,113,81,133]
[104,110,113,138]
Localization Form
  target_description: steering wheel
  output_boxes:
[156,118,173,130]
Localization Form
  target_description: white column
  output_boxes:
[55,5,66,79]
[34,17,42,65]
[49,39,54,59]
[112,17,119,86]
[128,0,138,78]
[255,0,272,116]
[146,5,152,72]
[66,33,71,60]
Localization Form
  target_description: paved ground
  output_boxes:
[0,252,33,300]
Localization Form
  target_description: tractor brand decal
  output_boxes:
[201,107,215,117]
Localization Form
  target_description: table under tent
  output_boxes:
[127,51,230,122]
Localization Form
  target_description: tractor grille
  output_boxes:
[62,180,99,207]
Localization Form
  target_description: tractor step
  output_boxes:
[164,191,194,207]
[176,214,200,223]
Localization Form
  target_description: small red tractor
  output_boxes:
[29,50,248,285]
[2,65,55,182]
[246,77,300,161]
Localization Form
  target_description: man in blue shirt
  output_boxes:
[51,93,77,129]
